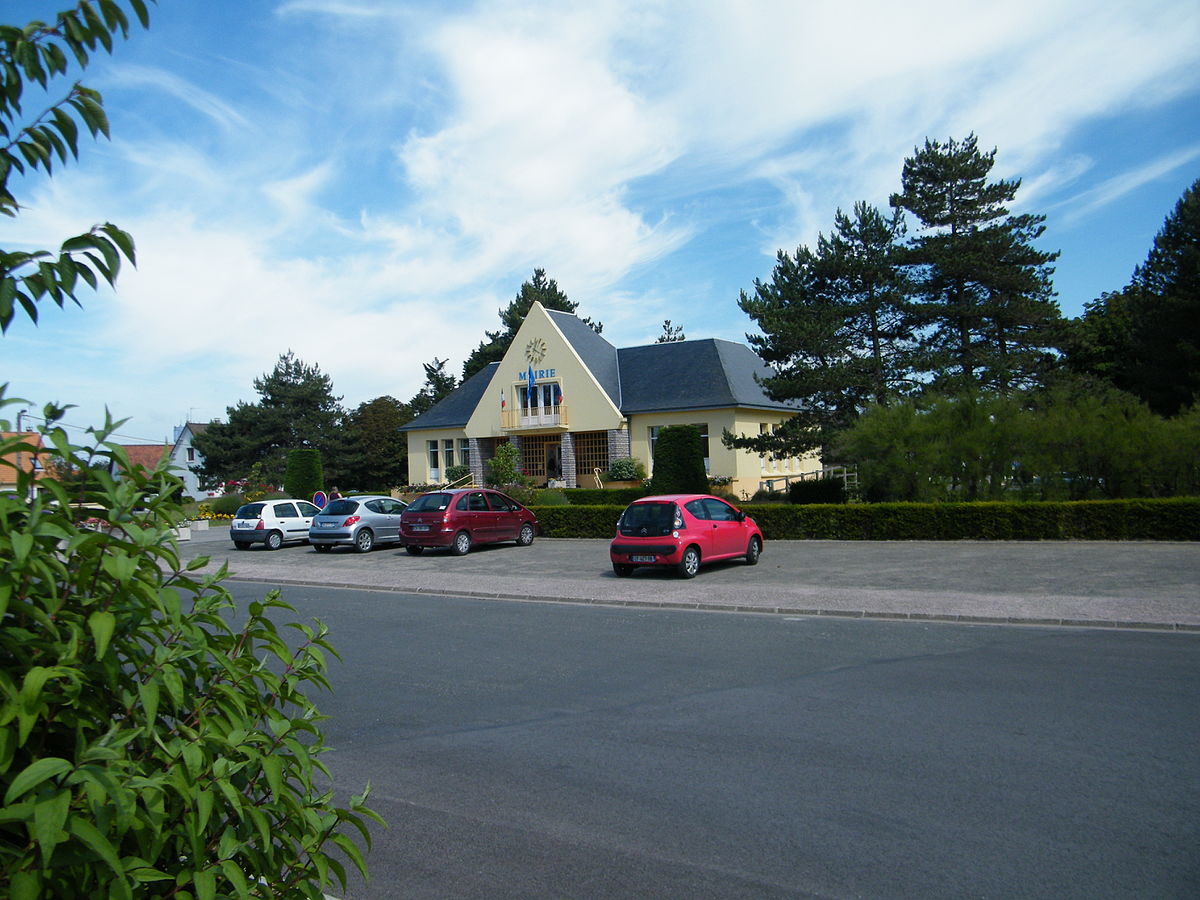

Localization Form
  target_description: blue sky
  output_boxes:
[2,0,1198,445]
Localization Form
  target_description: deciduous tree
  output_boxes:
[342,395,410,489]
[0,0,143,332]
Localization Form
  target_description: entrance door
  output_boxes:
[546,443,562,481]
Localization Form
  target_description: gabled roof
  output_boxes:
[545,308,621,405]
[118,444,171,471]
[400,330,796,431]
[616,338,797,414]
[401,362,500,431]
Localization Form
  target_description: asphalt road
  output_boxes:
[178,526,1200,629]
[224,582,1200,899]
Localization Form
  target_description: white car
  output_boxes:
[230,498,322,550]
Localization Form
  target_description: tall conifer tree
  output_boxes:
[890,133,1061,395]
[730,202,912,457]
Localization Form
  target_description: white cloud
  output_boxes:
[3,0,1198,440]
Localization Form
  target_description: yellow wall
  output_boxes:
[627,408,817,499]
[465,303,624,438]
[407,428,470,485]
[404,303,812,493]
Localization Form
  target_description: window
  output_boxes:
[574,431,608,477]
[443,439,455,469]
[458,438,470,467]
[427,440,439,476]
[702,498,738,521]
[186,447,195,462]
[276,503,299,518]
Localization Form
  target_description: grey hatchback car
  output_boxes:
[308,494,409,553]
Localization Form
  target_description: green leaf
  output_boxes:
[88,610,116,658]
[33,787,71,866]
[193,868,216,900]
[67,817,123,877]
[4,757,71,804]
[9,870,39,900]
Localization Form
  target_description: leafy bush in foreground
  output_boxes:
[0,400,381,899]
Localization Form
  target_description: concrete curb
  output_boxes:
[225,575,1200,633]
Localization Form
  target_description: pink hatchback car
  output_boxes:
[609,493,763,579]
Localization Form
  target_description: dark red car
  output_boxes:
[609,493,763,578]
[400,488,539,555]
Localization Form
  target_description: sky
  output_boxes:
[2,0,1198,446]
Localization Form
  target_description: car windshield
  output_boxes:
[322,499,359,515]
[235,503,266,518]
[407,492,452,512]
[619,502,678,536]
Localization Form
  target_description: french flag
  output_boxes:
[500,389,506,409]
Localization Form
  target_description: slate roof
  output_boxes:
[545,308,621,403]
[401,362,500,431]
[616,339,796,414]
[401,325,795,430]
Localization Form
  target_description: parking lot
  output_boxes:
[178,525,1200,629]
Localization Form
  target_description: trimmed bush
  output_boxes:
[284,447,324,501]
[528,498,1200,541]
[563,488,648,505]
[605,457,646,481]
[648,425,708,495]
[210,493,245,516]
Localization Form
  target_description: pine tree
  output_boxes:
[890,133,1061,395]
[1067,178,1200,415]
[193,351,345,487]
[730,202,913,458]
[461,269,602,379]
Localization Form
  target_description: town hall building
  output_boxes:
[401,302,816,498]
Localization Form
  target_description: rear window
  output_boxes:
[407,492,452,512]
[323,499,359,515]
[619,502,679,536]
[235,503,266,519]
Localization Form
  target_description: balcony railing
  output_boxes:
[501,404,569,432]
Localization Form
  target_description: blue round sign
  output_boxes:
[312,490,328,509]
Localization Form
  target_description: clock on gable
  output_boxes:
[524,337,547,365]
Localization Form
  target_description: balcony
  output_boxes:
[501,404,569,433]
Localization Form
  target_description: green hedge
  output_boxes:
[561,488,648,505]
[530,498,1200,541]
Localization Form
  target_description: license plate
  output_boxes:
[631,554,656,563]
[235,522,252,530]
[411,524,430,532]
[321,521,336,528]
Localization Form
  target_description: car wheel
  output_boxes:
[745,536,762,566]
[233,542,249,551]
[612,562,634,577]
[265,531,283,551]
[405,545,424,556]
[677,545,700,579]
[451,530,472,556]
[314,544,333,553]
[354,529,375,553]
[517,523,535,546]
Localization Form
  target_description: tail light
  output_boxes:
[344,516,361,526]
[255,520,264,531]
